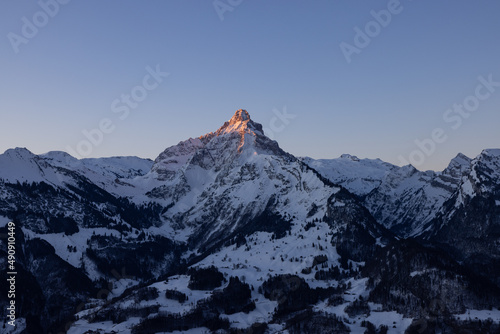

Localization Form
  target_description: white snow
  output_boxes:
[302,156,393,196]
[166,329,211,334]
[0,148,70,185]
[315,297,413,333]
[362,311,413,333]
[481,149,500,158]
[0,215,11,228]
[42,150,153,196]
[409,269,437,277]
[22,227,121,268]
[151,275,214,314]
[375,237,386,247]
[21,227,147,283]
[461,178,475,197]
[455,308,500,322]
[151,137,204,174]
[197,219,341,285]
[68,318,141,334]
[222,294,278,328]
[42,151,152,179]
[2,318,27,334]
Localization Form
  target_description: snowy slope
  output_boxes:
[0,148,73,186]
[41,150,153,195]
[68,219,414,334]
[42,151,152,180]
[302,154,396,196]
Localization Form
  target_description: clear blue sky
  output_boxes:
[1,1,499,170]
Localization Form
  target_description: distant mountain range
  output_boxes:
[1,110,499,333]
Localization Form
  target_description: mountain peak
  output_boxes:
[480,148,500,158]
[340,154,360,162]
[3,147,36,160]
[229,109,251,123]
[152,109,289,178]
[214,109,263,136]
[450,153,471,166]
[442,152,471,178]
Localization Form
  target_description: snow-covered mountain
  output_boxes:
[422,149,500,287]
[144,109,346,252]
[1,110,500,334]
[302,152,471,237]
[43,151,153,185]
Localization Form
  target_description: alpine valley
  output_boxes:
[1,110,500,334]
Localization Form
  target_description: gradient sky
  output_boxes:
[1,1,499,171]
